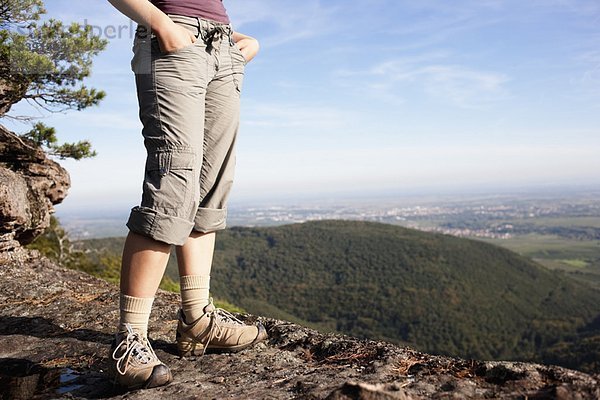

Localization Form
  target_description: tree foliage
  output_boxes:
[26,215,95,271]
[23,122,97,160]
[216,221,600,371]
[1,0,107,160]
[27,216,179,292]
[80,220,600,372]
[0,0,107,114]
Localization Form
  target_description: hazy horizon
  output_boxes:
[55,183,600,219]
[3,0,600,214]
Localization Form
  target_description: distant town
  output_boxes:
[227,193,600,240]
[228,204,515,239]
[59,189,600,241]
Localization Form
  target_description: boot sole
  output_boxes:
[113,364,173,391]
[177,323,268,357]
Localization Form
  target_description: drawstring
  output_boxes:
[195,18,240,85]
[201,23,233,72]
[201,23,232,55]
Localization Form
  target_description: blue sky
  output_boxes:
[4,0,600,214]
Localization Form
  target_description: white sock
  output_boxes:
[118,294,154,336]
[180,275,210,323]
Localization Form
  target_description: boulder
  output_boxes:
[0,124,70,250]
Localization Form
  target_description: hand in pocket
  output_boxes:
[157,24,196,54]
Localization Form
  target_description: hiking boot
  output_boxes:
[176,299,268,356]
[109,324,172,390]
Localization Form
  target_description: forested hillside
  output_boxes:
[82,220,600,372]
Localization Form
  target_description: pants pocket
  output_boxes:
[142,148,196,212]
[151,40,208,93]
[229,43,246,93]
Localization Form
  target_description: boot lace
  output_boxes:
[198,298,246,355]
[112,324,158,376]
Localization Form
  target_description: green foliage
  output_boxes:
[0,0,107,113]
[540,312,600,372]
[82,220,600,372]
[158,274,180,293]
[27,216,179,291]
[206,221,599,371]
[214,299,246,314]
[27,215,96,271]
[1,0,106,160]
[0,0,46,27]
[95,252,120,284]
[22,122,96,159]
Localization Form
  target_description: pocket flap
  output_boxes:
[146,150,195,173]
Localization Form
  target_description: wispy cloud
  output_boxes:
[421,65,509,107]
[579,50,600,84]
[241,102,350,131]
[51,110,141,132]
[528,0,600,20]
[337,54,510,108]
[228,0,341,47]
[387,3,502,36]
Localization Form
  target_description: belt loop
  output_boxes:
[228,26,234,46]
[196,17,206,42]
[196,17,204,41]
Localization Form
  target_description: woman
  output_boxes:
[106,0,264,390]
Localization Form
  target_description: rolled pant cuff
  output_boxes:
[127,206,194,246]
[194,207,227,233]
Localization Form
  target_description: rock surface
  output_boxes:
[0,124,70,250]
[0,249,599,400]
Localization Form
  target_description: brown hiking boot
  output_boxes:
[109,324,172,390]
[176,299,268,356]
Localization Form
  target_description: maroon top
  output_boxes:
[151,0,230,24]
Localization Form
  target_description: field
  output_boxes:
[480,230,600,289]
[507,216,600,228]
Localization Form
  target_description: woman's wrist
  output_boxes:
[233,34,259,63]
[151,12,176,36]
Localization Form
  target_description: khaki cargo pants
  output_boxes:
[127,15,246,246]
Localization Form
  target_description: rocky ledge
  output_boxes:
[0,249,598,400]
[0,125,70,251]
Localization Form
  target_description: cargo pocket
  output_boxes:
[142,149,196,212]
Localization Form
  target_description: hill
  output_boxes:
[2,248,600,399]
[83,220,600,371]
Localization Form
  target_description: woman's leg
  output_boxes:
[176,231,215,322]
[121,232,172,298]
[117,231,171,335]
[120,17,208,335]
[112,15,208,389]
[176,231,215,277]
[111,231,173,389]
[173,29,267,357]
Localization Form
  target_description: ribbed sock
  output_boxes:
[180,275,211,323]
[118,294,154,336]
